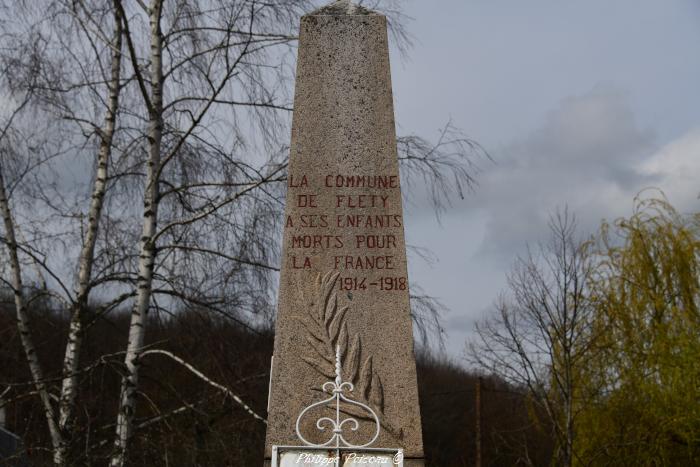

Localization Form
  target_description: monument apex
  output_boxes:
[310,0,377,16]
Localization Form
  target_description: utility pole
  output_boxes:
[475,376,482,467]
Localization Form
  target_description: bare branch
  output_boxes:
[141,349,266,424]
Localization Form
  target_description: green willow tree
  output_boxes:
[579,195,700,465]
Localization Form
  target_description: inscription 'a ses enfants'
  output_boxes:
[286,173,407,291]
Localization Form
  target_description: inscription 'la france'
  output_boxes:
[286,173,407,291]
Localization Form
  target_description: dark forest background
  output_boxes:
[0,299,553,466]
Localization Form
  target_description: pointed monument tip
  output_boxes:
[308,0,379,16]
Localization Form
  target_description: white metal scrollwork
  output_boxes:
[295,346,381,448]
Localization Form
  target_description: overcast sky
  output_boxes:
[388,0,700,358]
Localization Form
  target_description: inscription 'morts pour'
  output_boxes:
[292,235,344,249]
[355,235,397,249]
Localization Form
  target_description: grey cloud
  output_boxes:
[394,0,700,357]
[470,85,659,262]
[445,309,480,333]
[405,87,700,356]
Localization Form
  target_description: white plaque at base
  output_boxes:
[272,447,402,467]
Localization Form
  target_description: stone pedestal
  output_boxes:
[265,2,424,465]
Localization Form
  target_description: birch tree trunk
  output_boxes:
[56,7,123,455]
[0,155,64,462]
[110,1,163,464]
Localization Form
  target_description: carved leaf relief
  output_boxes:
[295,271,386,416]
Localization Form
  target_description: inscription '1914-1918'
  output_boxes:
[286,173,407,291]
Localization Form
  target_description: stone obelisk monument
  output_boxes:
[265,1,424,465]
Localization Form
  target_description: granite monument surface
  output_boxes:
[265,2,424,465]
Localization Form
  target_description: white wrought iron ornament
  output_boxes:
[295,345,381,449]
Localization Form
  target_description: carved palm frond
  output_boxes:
[295,271,385,415]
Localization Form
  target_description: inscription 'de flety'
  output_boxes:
[286,174,407,292]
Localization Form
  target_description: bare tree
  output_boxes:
[398,120,488,220]
[467,211,596,467]
[55,5,124,459]
[107,1,309,463]
[1,1,129,463]
[0,12,79,460]
[0,77,67,465]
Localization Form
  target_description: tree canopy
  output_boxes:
[578,196,700,465]
[470,194,700,466]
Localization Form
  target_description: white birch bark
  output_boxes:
[141,349,267,424]
[110,1,163,465]
[56,8,123,453]
[0,161,64,463]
